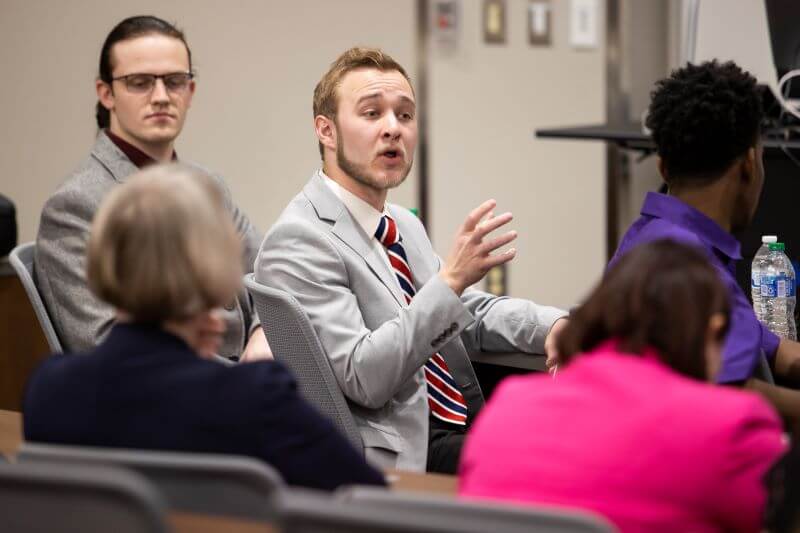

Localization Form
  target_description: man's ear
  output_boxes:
[314,115,336,153]
[96,79,114,112]
[741,146,757,184]
[185,79,196,109]
[656,156,670,185]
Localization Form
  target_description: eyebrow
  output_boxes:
[356,92,416,107]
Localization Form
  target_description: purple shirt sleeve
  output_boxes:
[760,322,780,360]
[717,270,768,382]
[613,220,767,383]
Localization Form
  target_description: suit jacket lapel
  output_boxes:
[389,207,434,288]
[90,131,139,183]
[303,174,405,306]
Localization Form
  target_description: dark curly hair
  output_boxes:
[646,60,763,186]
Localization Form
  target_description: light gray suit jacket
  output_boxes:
[255,173,567,471]
[35,131,261,358]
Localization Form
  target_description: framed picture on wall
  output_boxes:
[483,0,506,45]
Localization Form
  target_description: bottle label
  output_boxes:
[761,274,796,298]
[751,271,761,289]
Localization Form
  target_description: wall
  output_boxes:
[428,0,607,308]
[1,0,609,310]
[693,0,776,90]
[0,0,417,244]
[616,0,670,233]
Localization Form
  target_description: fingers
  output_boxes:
[472,212,514,243]
[483,247,516,269]
[462,199,497,232]
[478,230,517,255]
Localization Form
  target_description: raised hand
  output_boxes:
[439,199,517,295]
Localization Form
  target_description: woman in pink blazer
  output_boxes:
[459,240,786,533]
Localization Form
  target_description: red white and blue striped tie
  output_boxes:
[375,214,468,426]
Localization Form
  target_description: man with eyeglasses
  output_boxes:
[35,15,271,362]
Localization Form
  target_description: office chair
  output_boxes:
[0,460,168,533]
[8,242,62,352]
[243,274,363,453]
[335,486,615,533]
[19,443,283,521]
[279,488,438,533]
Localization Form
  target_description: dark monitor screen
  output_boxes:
[765,0,800,81]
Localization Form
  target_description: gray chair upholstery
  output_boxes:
[0,460,168,533]
[335,486,616,533]
[279,488,436,533]
[8,242,62,352]
[18,442,283,521]
[244,273,363,453]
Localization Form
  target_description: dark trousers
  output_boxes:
[426,416,467,474]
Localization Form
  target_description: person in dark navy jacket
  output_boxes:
[23,164,385,491]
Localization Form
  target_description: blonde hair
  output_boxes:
[87,164,243,323]
[313,46,412,158]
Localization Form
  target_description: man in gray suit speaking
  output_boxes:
[255,47,568,473]
[36,16,271,361]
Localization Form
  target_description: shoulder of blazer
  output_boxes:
[89,131,141,184]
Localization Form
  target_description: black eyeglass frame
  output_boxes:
[109,72,195,92]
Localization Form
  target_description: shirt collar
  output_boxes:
[105,129,177,169]
[641,192,742,260]
[320,170,389,238]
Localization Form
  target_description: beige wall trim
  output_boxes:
[415,0,431,227]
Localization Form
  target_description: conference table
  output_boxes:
[0,409,457,532]
[0,408,20,457]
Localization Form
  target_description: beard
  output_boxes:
[335,125,413,192]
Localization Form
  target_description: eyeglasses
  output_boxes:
[111,72,194,94]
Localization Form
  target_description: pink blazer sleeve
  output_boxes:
[711,396,786,532]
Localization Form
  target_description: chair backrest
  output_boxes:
[19,442,283,521]
[0,460,168,533]
[243,274,363,453]
[8,242,62,352]
[335,486,616,533]
[278,488,437,533]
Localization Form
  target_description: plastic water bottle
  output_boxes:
[761,242,797,340]
[751,235,778,321]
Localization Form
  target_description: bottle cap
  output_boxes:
[762,235,778,243]
[768,242,786,251]
[408,208,420,218]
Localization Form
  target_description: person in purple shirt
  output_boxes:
[609,60,800,421]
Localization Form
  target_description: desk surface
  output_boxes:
[169,511,276,533]
[537,122,650,144]
[536,122,800,151]
[386,469,457,495]
[470,351,546,372]
[0,409,21,457]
